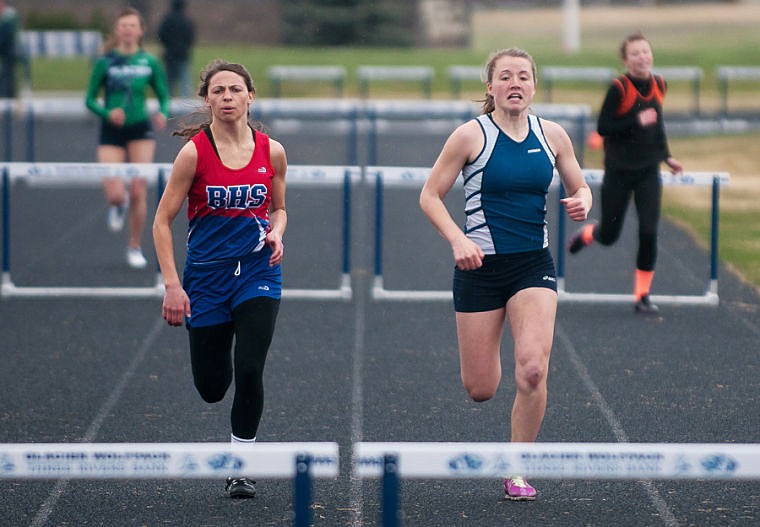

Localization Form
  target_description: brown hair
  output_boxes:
[619,31,651,60]
[102,7,145,52]
[479,48,537,114]
[174,59,263,140]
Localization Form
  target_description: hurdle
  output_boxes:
[0,441,338,527]
[20,30,102,60]
[541,65,703,116]
[278,164,359,300]
[267,65,347,98]
[357,66,435,99]
[447,65,483,98]
[653,66,704,116]
[556,169,730,306]
[253,98,361,166]
[540,66,616,103]
[369,165,451,301]
[18,31,103,97]
[19,97,362,166]
[716,65,760,117]
[1,162,167,298]
[354,441,760,527]
[2,99,14,162]
[1,163,358,300]
[370,166,729,304]
[364,100,481,167]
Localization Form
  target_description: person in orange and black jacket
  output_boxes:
[568,31,683,314]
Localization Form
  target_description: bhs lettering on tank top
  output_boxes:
[185,128,276,265]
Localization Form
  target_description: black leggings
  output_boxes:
[187,296,280,440]
[595,165,661,271]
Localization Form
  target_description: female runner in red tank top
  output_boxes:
[153,60,287,498]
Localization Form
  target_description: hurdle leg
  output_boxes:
[2,168,10,279]
[293,454,312,527]
[382,454,400,527]
[709,175,720,295]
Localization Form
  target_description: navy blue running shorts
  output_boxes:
[99,120,154,147]
[453,248,557,313]
[183,247,282,328]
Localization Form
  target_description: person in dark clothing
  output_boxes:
[158,0,196,97]
[0,1,19,98]
[568,32,683,314]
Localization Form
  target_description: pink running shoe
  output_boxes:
[504,476,537,501]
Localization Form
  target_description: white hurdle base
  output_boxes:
[284,273,353,300]
[1,272,165,299]
[354,442,760,480]
[1,272,353,301]
[0,442,339,479]
[372,276,720,306]
[371,276,451,301]
[557,278,720,306]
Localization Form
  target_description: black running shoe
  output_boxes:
[568,231,586,254]
[568,223,594,254]
[225,477,257,498]
[634,295,660,314]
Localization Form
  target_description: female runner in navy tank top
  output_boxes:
[420,48,592,501]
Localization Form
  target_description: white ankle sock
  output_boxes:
[231,434,256,444]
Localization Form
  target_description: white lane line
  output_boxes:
[30,316,165,527]
[347,275,367,527]
[555,322,681,527]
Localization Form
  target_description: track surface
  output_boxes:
[2,113,759,526]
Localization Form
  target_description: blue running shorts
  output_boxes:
[453,248,557,313]
[183,247,282,328]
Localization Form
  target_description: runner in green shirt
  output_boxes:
[86,49,170,126]
[85,7,170,269]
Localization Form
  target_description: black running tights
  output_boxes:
[595,165,661,271]
[187,296,280,440]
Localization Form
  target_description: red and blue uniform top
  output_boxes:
[185,128,274,266]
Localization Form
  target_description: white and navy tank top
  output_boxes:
[461,113,556,254]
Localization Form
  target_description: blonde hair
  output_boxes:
[479,48,537,114]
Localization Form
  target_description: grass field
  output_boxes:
[20,2,760,290]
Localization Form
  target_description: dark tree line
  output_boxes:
[282,0,418,46]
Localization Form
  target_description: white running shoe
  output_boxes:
[126,248,148,269]
[107,205,127,232]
